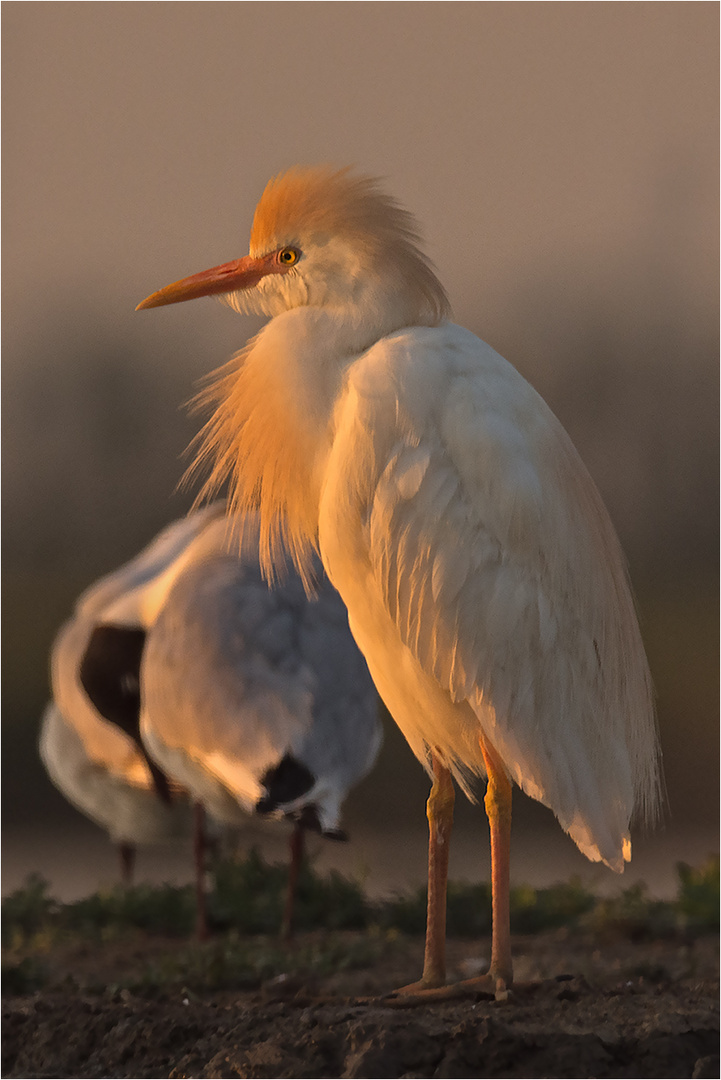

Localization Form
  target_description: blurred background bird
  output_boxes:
[42,502,382,937]
[40,509,220,886]
[137,166,663,996]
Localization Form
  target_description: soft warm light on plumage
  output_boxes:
[138,166,662,997]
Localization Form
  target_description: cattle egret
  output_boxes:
[54,502,382,936]
[137,167,662,997]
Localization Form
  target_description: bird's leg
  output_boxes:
[422,753,455,986]
[281,821,305,941]
[193,800,211,941]
[391,751,455,995]
[479,733,513,992]
[387,739,514,1007]
[118,842,136,887]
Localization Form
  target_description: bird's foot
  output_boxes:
[453,973,511,1002]
[385,972,513,1007]
[386,976,448,1002]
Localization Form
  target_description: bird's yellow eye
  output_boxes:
[278,247,299,266]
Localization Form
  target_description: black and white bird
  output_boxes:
[42,504,382,933]
[40,508,217,885]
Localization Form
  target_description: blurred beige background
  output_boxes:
[3,3,718,899]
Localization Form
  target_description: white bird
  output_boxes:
[137,167,662,997]
[48,501,382,935]
[135,509,382,934]
[41,508,222,884]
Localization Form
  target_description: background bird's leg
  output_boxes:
[281,821,305,941]
[479,734,513,990]
[193,801,211,941]
[118,842,135,887]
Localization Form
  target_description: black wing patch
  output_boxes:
[80,625,146,733]
[79,624,173,804]
[256,755,348,840]
[256,754,315,814]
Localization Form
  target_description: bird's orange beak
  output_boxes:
[136,254,275,310]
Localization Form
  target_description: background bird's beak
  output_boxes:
[136,254,271,310]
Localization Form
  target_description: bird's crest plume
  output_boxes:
[249,166,451,325]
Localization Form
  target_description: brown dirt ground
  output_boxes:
[3,930,718,1079]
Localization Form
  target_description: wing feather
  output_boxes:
[340,324,660,867]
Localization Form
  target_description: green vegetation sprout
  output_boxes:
[2,851,717,996]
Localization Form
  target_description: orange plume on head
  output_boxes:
[248,166,451,325]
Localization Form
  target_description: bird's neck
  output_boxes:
[193,307,357,590]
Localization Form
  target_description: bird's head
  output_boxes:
[137,167,450,337]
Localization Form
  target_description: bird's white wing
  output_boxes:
[140,553,318,808]
[328,323,660,868]
[39,702,191,843]
[48,506,228,786]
